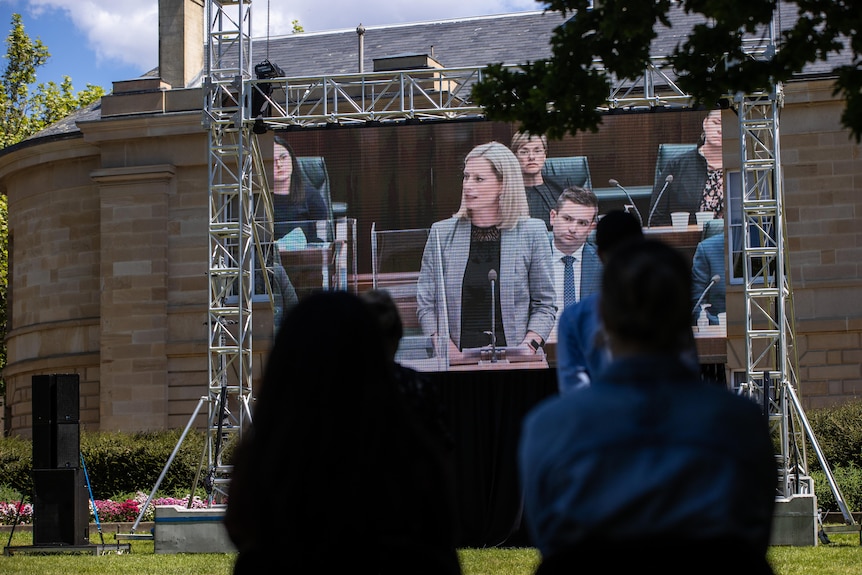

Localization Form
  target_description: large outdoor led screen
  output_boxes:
[268,109,727,372]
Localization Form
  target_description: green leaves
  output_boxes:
[473,0,862,141]
[1,13,105,148]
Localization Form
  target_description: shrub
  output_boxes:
[810,465,862,514]
[0,435,34,496]
[0,429,208,502]
[79,429,207,500]
[806,400,862,471]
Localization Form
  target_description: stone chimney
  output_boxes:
[101,0,205,116]
[158,0,205,89]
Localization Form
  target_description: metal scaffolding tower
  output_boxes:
[734,88,854,525]
[200,0,265,504]
[729,16,854,527]
[127,0,269,533]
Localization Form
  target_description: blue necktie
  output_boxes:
[563,255,576,308]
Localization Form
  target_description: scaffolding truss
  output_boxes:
[733,89,853,523]
[244,57,700,130]
[201,0,260,504]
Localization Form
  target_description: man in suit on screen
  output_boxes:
[546,186,601,343]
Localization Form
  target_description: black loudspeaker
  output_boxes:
[32,374,80,469]
[55,422,81,469]
[32,374,79,423]
[31,375,54,426]
[54,374,80,423]
[31,422,55,470]
[32,468,89,546]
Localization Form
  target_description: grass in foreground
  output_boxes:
[1,530,861,574]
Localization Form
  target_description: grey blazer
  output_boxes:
[416,216,556,349]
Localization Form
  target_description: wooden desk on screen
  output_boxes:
[279,243,342,299]
[694,326,727,364]
[449,347,548,371]
[400,347,548,372]
[643,224,703,263]
[354,271,422,332]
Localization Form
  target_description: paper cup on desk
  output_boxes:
[671,212,689,230]
[695,211,713,230]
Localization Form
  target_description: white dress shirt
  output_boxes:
[548,243,585,343]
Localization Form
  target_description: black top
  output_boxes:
[647,148,723,227]
[526,178,566,230]
[460,226,505,349]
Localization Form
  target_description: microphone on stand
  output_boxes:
[486,269,498,362]
[608,179,644,227]
[692,274,721,315]
[647,174,674,228]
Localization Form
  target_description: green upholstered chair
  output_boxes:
[653,143,698,190]
[296,156,334,241]
[542,156,593,191]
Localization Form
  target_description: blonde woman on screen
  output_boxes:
[416,141,556,365]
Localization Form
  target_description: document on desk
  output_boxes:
[451,346,546,366]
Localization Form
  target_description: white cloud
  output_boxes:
[12,0,158,71]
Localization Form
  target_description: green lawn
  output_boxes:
[1,530,861,574]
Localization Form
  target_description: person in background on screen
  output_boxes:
[511,130,565,230]
[253,245,298,333]
[546,186,601,343]
[416,141,556,363]
[519,239,777,574]
[648,108,724,227]
[225,291,462,575]
[272,134,328,244]
[691,231,727,326]
[555,210,644,392]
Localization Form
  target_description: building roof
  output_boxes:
[264,11,564,76]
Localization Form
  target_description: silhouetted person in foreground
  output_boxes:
[555,210,644,392]
[225,290,462,575]
[361,288,455,451]
[520,239,777,574]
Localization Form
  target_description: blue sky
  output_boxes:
[1,0,542,94]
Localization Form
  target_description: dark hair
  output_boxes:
[594,209,644,259]
[360,288,404,361]
[554,186,599,213]
[226,289,461,571]
[226,291,390,550]
[600,239,692,353]
[273,134,307,205]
